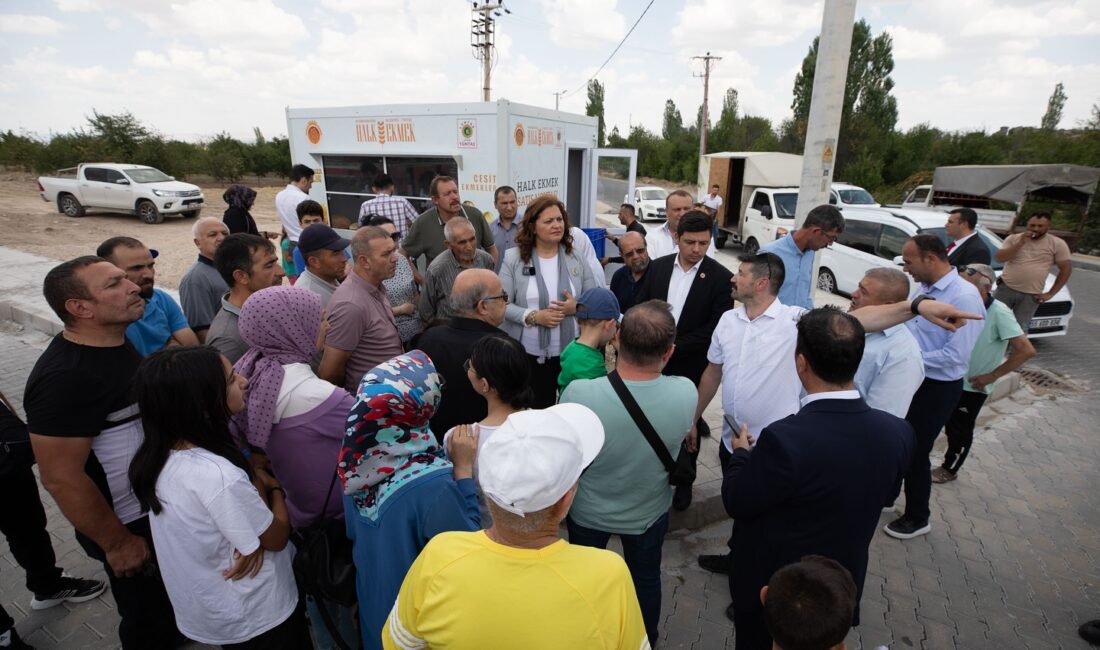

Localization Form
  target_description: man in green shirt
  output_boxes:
[560,299,697,643]
[933,264,1035,483]
[400,175,497,268]
[557,287,619,392]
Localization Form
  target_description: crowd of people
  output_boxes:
[1,161,1075,650]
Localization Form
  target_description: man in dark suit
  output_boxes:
[945,208,991,267]
[722,308,915,649]
[635,211,733,509]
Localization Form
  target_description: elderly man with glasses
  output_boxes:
[417,268,511,442]
[932,263,1035,484]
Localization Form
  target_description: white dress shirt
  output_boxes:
[707,299,805,451]
[275,184,311,242]
[854,325,925,418]
[645,223,717,261]
[799,389,861,408]
[667,256,703,324]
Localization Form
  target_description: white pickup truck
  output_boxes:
[898,184,1015,234]
[38,163,205,224]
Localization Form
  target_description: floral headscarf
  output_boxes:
[230,286,322,449]
[223,184,257,211]
[338,351,451,521]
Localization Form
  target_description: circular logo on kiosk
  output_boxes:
[514,123,524,147]
[306,120,322,145]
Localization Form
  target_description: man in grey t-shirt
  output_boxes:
[295,224,350,310]
[179,217,229,342]
[208,234,285,363]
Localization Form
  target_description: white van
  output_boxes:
[817,208,1074,338]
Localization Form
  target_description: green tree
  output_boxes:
[586,79,607,147]
[205,133,247,181]
[1041,82,1067,130]
[661,99,684,140]
[85,110,153,161]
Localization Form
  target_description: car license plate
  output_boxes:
[1028,318,1060,329]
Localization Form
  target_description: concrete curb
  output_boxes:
[1072,254,1100,272]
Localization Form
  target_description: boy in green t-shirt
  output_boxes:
[558,287,620,393]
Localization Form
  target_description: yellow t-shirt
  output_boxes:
[383,530,650,650]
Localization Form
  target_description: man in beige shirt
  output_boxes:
[993,211,1072,331]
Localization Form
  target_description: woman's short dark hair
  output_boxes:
[515,194,574,263]
[128,346,250,515]
[794,307,865,385]
[468,335,534,410]
[764,555,857,650]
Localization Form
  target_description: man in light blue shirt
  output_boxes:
[489,185,519,272]
[885,234,985,541]
[850,268,925,418]
[761,205,844,309]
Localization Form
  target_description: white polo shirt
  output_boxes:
[707,299,805,451]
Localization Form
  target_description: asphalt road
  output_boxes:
[1027,267,1100,384]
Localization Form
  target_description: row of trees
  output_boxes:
[0,111,290,181]
[585,20,1100,241]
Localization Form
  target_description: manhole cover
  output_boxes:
[1017,367,1085,393]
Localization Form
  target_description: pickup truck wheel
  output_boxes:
[817,268,838,295]
[137,200,164,224]
[715,234,728,249]
[743,237,759,255]
[58,194,85,218]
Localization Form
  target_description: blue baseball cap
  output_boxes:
[575,287,621,320]
[299,223,351,254]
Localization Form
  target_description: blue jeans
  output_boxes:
[567,512,670,644]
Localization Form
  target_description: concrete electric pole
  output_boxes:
[470,1,510,102]
[692,52,721,157]
[794,0,856,228]
[553,89,568,110]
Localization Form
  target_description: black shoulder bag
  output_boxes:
[607,371,697,487]
[290,470,357,650]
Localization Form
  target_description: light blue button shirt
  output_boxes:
[761,235,814,310]
[904,270,987,381]
[855,324,926,417]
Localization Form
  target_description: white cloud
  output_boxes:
[133,50,169,69]
[540,0,626,49]
[54,0,100,11]
[0,14,64,35]
[997,39,1040,54]
[885,25,948,61]
[673,0,823,48]
[167,0,309,47]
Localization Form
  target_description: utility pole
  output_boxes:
[692,52,721,156]
[470,1,510,102]
[553,90,567,110]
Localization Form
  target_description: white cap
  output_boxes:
[478,403,604,517]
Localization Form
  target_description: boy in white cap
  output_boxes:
[382,404,651,650]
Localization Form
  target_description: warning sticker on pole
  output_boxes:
[822,139,835,164]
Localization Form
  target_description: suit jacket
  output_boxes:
[722,397,915,623]
[635,254,733,384]
[947,234,991,267]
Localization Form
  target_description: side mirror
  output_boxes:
[115,178,130,185]
[892,255,904,266]
[761,205,773,219]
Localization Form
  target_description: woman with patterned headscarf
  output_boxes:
[340,351,480,650]
[222,184,277,238]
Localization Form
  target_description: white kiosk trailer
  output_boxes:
[285,100,637,230]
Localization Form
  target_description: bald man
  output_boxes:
[417,268,510,441]
[609,231,651,314]
[179,217,230,342]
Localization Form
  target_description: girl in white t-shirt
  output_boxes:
[128,346,310,649]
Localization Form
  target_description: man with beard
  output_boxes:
[96,237,198,356]
[401,175,497,268]
[993,211,1072,331]
[609,232,651,314]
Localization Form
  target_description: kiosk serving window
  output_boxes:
[322,155,458,226]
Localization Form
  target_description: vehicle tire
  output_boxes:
[715,235,727,249]
[743,237,759,255]
[183,210,200,218]
[137,200,164,224]
[58,194,85,218]
[817,268,838,295]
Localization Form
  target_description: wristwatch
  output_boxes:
[910,294,936,315]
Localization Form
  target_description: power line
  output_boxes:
[567,0,655,97]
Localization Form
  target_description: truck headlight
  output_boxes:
[152,189,188,197]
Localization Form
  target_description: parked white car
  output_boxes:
[817,208,1074,338]
[631,185,669,221]
[38,163,204,224]
[830,182,879,208]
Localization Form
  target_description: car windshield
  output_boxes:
[640,189,668,201]
[920,226,1005,271]
[838,188,877,205]
[774,193,798,218]
[125,168,172,183]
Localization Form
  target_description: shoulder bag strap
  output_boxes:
[607,370,676,473]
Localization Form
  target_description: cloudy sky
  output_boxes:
[1,0,1097,143]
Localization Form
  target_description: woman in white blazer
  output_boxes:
[499,194,598,407]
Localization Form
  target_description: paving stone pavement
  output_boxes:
[2,270,1099,649]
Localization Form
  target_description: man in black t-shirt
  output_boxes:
[24,256,179,649]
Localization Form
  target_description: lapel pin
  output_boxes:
[700,272,706,279]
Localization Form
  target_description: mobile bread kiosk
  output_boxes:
[285,100,637,230]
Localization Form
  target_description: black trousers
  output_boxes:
[943,390,989,473]
[221,602,312,650]
[732,605,772,650]
[527,354,562,408]
[0,464,64,633]
[902,377,964,524]
[81,516,180,650]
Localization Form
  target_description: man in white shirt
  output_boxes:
[646,190,717,260]
[702,184,723,218]
[275,164,314,247]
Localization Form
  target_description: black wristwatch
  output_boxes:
[910,294,935,315]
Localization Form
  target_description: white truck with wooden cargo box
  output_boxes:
[284,100,637,232]
[697,152,804,253]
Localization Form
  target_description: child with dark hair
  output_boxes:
[763,555,857,650]
[128,346,310,649]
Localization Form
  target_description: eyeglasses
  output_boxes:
[960,266,993,282]
[480,291,509,303]
[463,358,474,374]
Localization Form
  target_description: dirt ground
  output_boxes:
[0,172,287,289]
